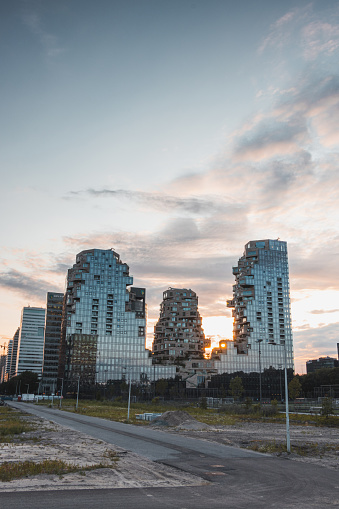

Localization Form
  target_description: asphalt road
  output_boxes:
[5,402,339,508]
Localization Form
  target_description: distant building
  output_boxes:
[9,328,20,378]
[41,292,64,394]
[152,288,207,362]
[4,339,13,381]
[0,353,7,383]
[306,356,339,373]
[223,239,294,374]
[58,248,175,390]
[16,307,46,377]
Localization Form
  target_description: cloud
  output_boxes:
[310,309,339,315]
[293,322,339,363]
[302,21,339,60]
[0,270,51,299]
[258,5,339,62]
[21,9,64,58]
[67,188,238,217]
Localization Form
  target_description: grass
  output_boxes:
[0,407,35,442]
[0,455,119,482]
[38,399,238,426]
[36,398,339,428]
[249,440,339,457]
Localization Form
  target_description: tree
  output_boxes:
[155,379,168,397]
[229,376,244,401]
[288,376,301,400]
[321,397,333,417]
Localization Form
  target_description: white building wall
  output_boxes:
[16,307,46,377]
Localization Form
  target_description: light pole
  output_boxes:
[278,364,283,402]
[256,339,263,403]
[283,341,291,453]
[76,376,80,411]
[272,341,291,453]
[59,378,64,409]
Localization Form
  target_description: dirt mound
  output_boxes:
[152,411,210,430]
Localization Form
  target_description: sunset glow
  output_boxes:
[1,1,339,375]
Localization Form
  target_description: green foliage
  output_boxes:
[155,379,168,397]
[0,371,39,396]
[0,455,118,482]
[244,397,253,410]
[298,367,339,397]
[288,376,302,400]
[151,397,160,405]
[0,407,35,442]
[229,376,244,401]
[321,397,334,417]
[199,397,207,410]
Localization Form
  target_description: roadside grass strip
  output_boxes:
[0,457,119,482]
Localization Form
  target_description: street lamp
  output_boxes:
[272,341,291,453]
[282,340,291,453]
[76,376,80,411]
[58,378,64,409]
[256,339,263,403]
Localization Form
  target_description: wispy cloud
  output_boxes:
[310,309,339,315]
[21,9,64,58]
[67,188,238,216]
[0,270,51,299]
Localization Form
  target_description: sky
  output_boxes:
[1,0,339,374]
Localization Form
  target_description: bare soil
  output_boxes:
[151,412,339,471]
[1,409,337,492]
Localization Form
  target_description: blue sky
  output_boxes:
[1,0,339,373]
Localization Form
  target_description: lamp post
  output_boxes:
[76,376,80,411]
[278,364,283,402]
[256,339,263,403]
[59,378,64,409]
[272,341,291,453]
[283,341,291,453]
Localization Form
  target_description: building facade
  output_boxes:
[152,288,207,362]
[9,328,20,378]
[306,356,339,373]
[222,239,294,373]
[59,248,175,389]
[41,292,64,394]
[16,307,46,377]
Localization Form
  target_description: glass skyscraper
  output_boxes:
[59,248,175,388]
[42,292,64,394]
[217,239,294,373]
[16,307,46,377]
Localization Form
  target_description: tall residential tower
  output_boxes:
[59,249,175,388]
[218,239,294,373]
[152,288,207,361]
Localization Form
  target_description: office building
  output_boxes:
[4,339,13,381]
[59,248,175,389]
[41,292,64,394]
[218,239,294,373]
[306,356,339,373]
[16,307,46,377]
[152,288,207,361]
[9,328,20,378]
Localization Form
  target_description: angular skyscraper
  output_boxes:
[9,328,20,378]
[16,307,46,377]
[42,292,64,394]
[223,239,294,373]
[59,248,175,389]
[152,288,207,362]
